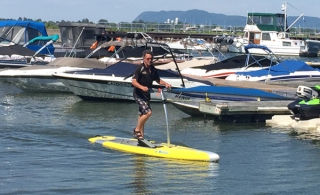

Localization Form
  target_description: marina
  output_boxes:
[2,1,320,193]
[1,82,320,194]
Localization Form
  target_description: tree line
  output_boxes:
[0,18,110,29]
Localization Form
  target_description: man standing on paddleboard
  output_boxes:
[132,50,171,140]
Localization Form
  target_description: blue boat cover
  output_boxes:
[0,20,54,55]
[170,85,288,99]
[234,60,316,77]
[244,44,272,54]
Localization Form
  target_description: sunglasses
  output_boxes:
[145,58,153,61]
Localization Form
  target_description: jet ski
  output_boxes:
[287,85,320,120]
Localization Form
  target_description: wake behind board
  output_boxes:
[89,135,219,162]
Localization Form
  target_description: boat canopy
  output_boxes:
[244,44,272,54]
[0,20,48,36]
[58,22,110,49]
[246,13,287,32]
[235,60,316,77]
[0,20,54,55]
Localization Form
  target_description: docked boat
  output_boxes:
[0,57,107,92]
[0,35,59,68]
[225,59,320,88]
[52,61,208,101]
[228,2,320,57]
[0,20,55,55]
[165,37,214,52]
[0,32,176,93]
[179,44,279,79]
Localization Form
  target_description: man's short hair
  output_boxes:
[142,50,154,58]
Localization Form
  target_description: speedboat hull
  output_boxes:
[0,57,107,92]
[3,76,69,92]
[53,72,206,101]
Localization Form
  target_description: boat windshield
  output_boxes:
[248,16,274,25]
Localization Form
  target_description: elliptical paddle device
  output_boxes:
[88,88,220,162]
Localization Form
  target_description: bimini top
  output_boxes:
[0,20,48,36]
[0,20,54,55]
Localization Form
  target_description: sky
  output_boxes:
[2,0,320,23]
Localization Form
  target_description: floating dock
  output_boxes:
[198,100,292,122]
[168,76,299,122]
[267,115,320,132]
[169,99,293,122]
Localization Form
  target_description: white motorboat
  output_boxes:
[165,37,214,52]
[0,20,56,55]
[228,2,320,57]
[0,57,107,92]
[52,61,208,101]
[179,45,279,79]
[225,59,320,88]
[0,35,60,68]
[0,32,176,93]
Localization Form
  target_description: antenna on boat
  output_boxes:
[281,2,287,32]
[283,2,304,32]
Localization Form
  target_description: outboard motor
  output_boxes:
[296,85,316,101]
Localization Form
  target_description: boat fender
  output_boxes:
[246,75,251,80]
[228,38,234,44]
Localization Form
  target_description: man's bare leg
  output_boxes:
[135,111,152,138]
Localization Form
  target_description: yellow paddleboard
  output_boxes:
[89,135,219,162]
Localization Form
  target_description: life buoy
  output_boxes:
[278,33,285,39]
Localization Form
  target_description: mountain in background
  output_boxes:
[134,9,320,29]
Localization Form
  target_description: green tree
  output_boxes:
[98,19,108,24]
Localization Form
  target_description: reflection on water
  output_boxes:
[130,156,152,195]
[269,125,320,148]
[128,155,219,194]
[289,128,320,141]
